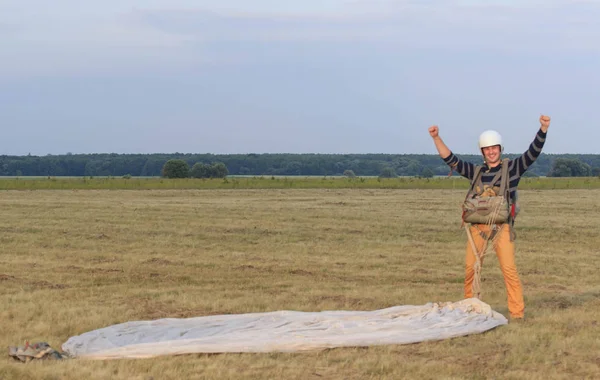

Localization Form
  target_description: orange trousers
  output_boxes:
[465,224,524,318]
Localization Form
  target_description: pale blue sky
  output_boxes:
[1,0,598,155]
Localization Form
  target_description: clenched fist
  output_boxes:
[429,126,439,138]
[540,115,551,131]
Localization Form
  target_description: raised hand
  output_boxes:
[539,115,551,132]
[429,125,439,138]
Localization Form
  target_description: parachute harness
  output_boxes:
[462,159,515,300]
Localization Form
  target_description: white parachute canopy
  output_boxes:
[62,298,507,360]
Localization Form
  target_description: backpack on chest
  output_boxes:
[461,158,517,225]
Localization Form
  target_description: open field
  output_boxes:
[1,176,600,190]
[1,188,599,379]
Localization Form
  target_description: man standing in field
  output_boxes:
[428,115,551,320]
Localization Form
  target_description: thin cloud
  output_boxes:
[130,2,600,50]
[0,11,198,78]
[1,0,599,77]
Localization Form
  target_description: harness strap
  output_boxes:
[497,159,517,242]
[499,158,510,199]
[464,164,484,203]
[466,159,510,199]
[488,169,503,192]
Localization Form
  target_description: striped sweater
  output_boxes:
[443,128,547,202]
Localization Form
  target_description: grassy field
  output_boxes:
[1,187,599,379]
[1,175,600,190]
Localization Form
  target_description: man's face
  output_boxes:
[482,145,501,165]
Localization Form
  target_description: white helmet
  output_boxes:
[478,130,503,152]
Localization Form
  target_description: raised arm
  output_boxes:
[512,115,550,175]
[429,125,475,180]
[429,126,451,159]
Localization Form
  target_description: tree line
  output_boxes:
[1,153,599,178]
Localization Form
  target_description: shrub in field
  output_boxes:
[190,163,211,178]
[162,160,190,178]
[343,170,356,178]
[191,162,229,178]
[211,162,229,178]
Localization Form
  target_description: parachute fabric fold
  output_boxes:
[62,298,507,360]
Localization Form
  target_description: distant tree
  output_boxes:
[238,166,251,175]
[592,167,600,177]
[379,167,398,178]
[549,162,571,177]
[284,161,302,175]
[190,163,211,178]
[191,162,228,178]
[343,169,356,178]
[420,167,434,178]
[3,152,600,178]
[161,159,189,178]
[548,158,591,177]
[211,162,229,178]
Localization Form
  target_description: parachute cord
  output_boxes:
[465,199,506,299]
[465,225,484,299]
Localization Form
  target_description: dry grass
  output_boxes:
[1,188,599,380]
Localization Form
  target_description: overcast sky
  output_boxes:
[1,0,598,156]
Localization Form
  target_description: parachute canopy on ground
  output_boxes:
[62,298,507,360]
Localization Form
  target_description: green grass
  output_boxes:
[1,176,600,190]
